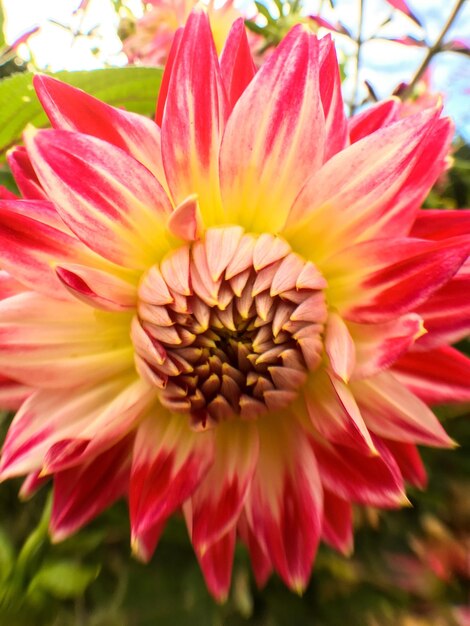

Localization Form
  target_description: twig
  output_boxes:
[350,0,364,114]
[399,0,467,99]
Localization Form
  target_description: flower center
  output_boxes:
[131,227,327,429]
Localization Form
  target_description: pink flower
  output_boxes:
[123,0,260,66]
[0,10,469,600]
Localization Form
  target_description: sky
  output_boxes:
[2,0,470,139]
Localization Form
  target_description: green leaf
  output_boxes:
[28,561,100,599]
[0,2,5,50]
[254,1,274,22]
[0,66,162,157]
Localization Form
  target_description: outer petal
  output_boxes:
[190,419,259,552]
[285,108,441,258]
[326,236,470,322]
[393,346,470,404]
[304,370,376,454]
[237,512,272,588]
[25,128,172,270]
[410,209,470,240]
[130,412,215,560]
[311,435,406,507]
[351,372,453,447]
[34,75,167,187]
[318,35,348,160]
[219,18,256,111]
[383,440,427,489]
[155,27,183,127]
[7,147,48,200]
[0,292,134,389]
[196,527,236,602]
[50,436,133,541]
[245,414,323,592]
[0,201,133,298]
[56,263,137,311]
[220,25,325,233]
[321,490,353,555]
[0,374,31,410]
[348,98,400,142]
[348,314,424,379]
[161,9,227,223]
[0,375,155,479]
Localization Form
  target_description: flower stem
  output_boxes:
[399,0,467,99]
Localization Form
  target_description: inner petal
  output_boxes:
[132,227,328,428]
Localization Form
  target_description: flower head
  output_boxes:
[0,10,469,600]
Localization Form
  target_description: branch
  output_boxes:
[399,0,467,100]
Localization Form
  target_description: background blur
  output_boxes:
[0,1,469,625]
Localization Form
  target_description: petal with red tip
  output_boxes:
[393,346,470,405]
[349,313,423,378]
[130,412,215,557]
[220,18,256,110]
[25,129,172,269]
[321,490,353,555]
[382,440,427,489]
[311,435,405,507]
[245,415,323,591]
[351,371,453,447]
[191,419,258,551]
[0,374,155,479]
[155,27,183,127]
[7,147,47,200]
[286,108,441,256]
[161,10,227,223]
[318,35,348,160]
[0,292,134,389]
[220,25,325,233]
[328,236,470,323]
[34,74,167,186]
[196,527,236,602]
[304,370,376,454]
[50,436,133,541]
[348,98,399,143]
[410,209,470,240]
[237,512,272,588]
[56,263,137,311]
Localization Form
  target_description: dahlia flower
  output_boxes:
[123,0,259,65]
[0,9,469,600]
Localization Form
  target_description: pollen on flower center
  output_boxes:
[131,227,328,429]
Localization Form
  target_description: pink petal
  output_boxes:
[245,416,323,592]
[318,35,348,160]
[130,413,215,558]
[393,346,470,405]
[220,25,325,232]
[34,74,167,186]
[0,375,155,479]
[7,147,48,200]
[0,374,31,410]
[161,10,227,222]
[330,236,470,323]
[25,128,172,270]
[351,371,453,447]
[220,18,256,111]
[167,195,203,242]
[56,263,137,311]
[196,527,236,602]
[304,370,376,455]
[237,512,272,588]
[410,209,470,241]
[0,292,134,389]
[321,490,353,555]
[348,98,399,143]
[286,107,441,255]
[155,27,183,127]
[383,439,427,489]
[191,420,258,551]
[50,436,133,541]
[311,435,406,507]
[349,313,424,378]
[324,312,356,382]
